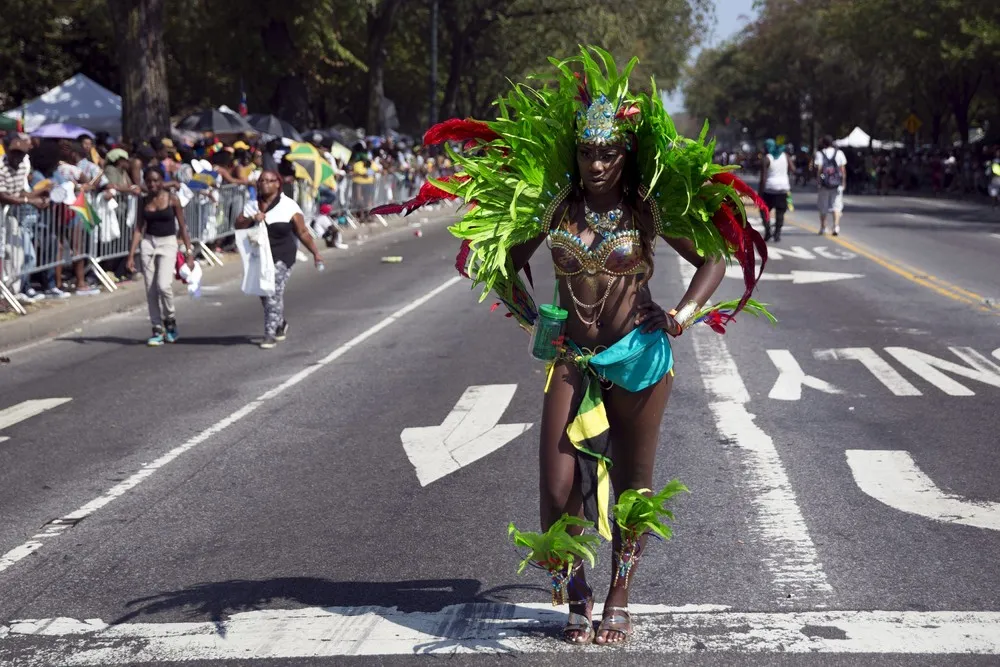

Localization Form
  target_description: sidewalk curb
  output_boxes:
[0,208,457,353]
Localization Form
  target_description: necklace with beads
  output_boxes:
[583,199,624,236]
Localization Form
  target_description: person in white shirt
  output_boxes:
[235,169,324,349]
[814,135,847,235]
[758,138,791,242]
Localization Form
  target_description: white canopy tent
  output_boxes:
[835,126,872,148]
[835,126,904,151]
[2,74,122,135]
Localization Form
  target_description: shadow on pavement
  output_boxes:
[112,577,554,650]
[56,335,255,347]
[116,577,542,623]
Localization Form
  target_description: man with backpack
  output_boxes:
[815,135,847,235]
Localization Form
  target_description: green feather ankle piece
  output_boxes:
[610,482,689,588]
[508,514,600,605]
[612,480,690,543]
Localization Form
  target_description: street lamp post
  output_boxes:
[429,0,439,128]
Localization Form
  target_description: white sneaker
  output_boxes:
[334,241,349,250]
[46,287,71,299]
[24,287,43,300]
[74,287,100,296]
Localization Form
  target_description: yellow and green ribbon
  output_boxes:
[545,347,613,540]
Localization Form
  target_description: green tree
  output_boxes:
[684,0,1000,149]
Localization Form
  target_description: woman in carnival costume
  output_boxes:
[375,46,772,646]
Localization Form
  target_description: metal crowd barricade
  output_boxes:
[0,200,118,305]
[1,176,354,316]
[1,205,26,314]
[87,190,138,286]
[214,184,245,244]
[176,183,247,267]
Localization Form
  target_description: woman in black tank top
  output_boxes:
[126,167,197,345]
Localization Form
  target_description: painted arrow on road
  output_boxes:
[725,267,864,284]
[846,449,1000,531]
[401,384,532,486]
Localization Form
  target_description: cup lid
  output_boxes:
[538,304,568,320]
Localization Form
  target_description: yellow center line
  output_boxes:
[781,215,997,315]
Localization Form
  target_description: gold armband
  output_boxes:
[672,300,699,333]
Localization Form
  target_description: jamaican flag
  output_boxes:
[565,377,613,541]
[69,192,101,232]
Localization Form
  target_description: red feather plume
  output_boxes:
[455,239,474,278]
[707,173,770,323]
[616,105,640,120]
[712,172,769,219]
[423,118,499,147]
[371,175,468,217]
[573,72,590,106]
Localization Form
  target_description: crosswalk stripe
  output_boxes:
[5,604,1000,662]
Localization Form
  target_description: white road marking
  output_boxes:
[812,246,857,260]
[814,348,922,396]
[885,346,1000,396]
[0,437,7,444]
[5,604,999,661]
[766,349,843,400]
[400,384,532,486]
[765,245,816,260]
[847,450,1000,531]
[725,267,864,284]
[991,233,1000,240]
[0,276,462,576]
[681,259,833,605]
[0,398,72,432]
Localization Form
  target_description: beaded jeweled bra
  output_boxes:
[549,228,648,278]
[548,211,649,325]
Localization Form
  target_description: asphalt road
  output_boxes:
[0,191,998,665]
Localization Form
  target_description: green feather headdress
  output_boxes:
[381,45,772,332]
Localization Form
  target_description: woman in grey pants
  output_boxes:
[127,167,196,346]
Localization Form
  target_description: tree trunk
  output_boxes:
[440,5,467,120]
[365,0,406,134]
[261,19,312,130]
[949,70,981,148]
[108,0,170,143]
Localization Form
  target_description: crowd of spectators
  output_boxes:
[717,143,1000,204]
[0,127,455,310]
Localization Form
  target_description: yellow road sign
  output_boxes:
[904,114,922,135]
